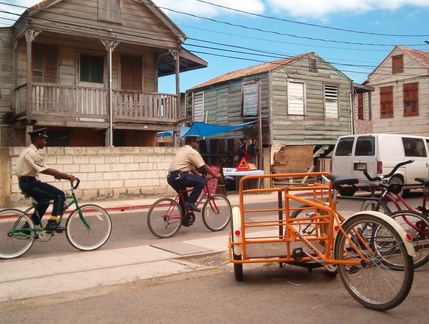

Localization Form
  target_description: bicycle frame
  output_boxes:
[229,172,366,267]
[12,184,89,238]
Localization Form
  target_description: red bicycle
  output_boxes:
[147,177,231,238]
[360,160,429,268]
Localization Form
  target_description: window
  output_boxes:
[288,81,305,115]
[309,58,318,72]
[355,137,375,156]
[324,85,338,118]
[403,82,418,116]
[357,93,364,120]
[121,55,142,91]
[392,55,404,74]
[403,137,426,157]
[32,44,57,83]
[193,92,204,122]
[380,86,393,118]
[242,81,259,117]
[335,137,354,156]
[98,0,122,23]
[80,54,104,84]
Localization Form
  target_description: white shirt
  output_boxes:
[15,144,48,177]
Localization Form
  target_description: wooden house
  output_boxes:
[0,0,207,147]
[354,46,429,136]
[185,52,353,176]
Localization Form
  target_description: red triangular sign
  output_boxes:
[237,157,250,170]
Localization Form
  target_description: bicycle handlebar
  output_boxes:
[362,160,414,182]
[72,178,80,190]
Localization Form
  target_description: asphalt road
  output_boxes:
[10,192,425,260]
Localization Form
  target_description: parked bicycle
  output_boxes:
[0,179,112,259]
[229,172,415,311]
[147,176,232,238]
[360,160,429,268]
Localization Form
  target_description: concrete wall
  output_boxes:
[0,146,178,207]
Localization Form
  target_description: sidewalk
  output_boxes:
[0,192,276,302]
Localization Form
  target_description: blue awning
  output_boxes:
[180,121,255,138]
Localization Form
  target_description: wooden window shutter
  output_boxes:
[403,82,418,116]
[121,55,142,91]
[392,55,403,74]
[380,86,393,118]
[32,44,57,83]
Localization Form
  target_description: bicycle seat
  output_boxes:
[415,177,429,188]
[327,174,359,189]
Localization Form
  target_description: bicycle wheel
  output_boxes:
[147,198,182,238]
[334,213,413,311]
[202,194,231,231]
[0,209,35,259]
[66,204,112,251]
[290,205,318,236]
[361,200,391,215]
[389,210,429,269]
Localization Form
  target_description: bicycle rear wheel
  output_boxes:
[66,204,112,251]
[389,210,429,269]
[334,213,413,311]
[202,194,231,231]
[147,198,182,238]
[0,209,35,259]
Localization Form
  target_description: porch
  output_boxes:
[14,83,179,124]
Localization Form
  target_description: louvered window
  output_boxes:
[121,55,142,91]
[193,92,204,122]
[32,44,57,83]
[380,86,393,118]
[324,85,338,118]
[288,81,305,115]
[98,0,122,23]
[392,55,404,74]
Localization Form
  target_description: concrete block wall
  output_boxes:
[1,146,179,206]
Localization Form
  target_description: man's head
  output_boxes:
[184,136,199,149]
[28,128,48,149]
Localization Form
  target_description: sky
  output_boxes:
[1,0,428,93]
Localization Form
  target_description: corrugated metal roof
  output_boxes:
[189,52,315,90]
[398,45,429,68]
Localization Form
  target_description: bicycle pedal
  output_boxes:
[292,247,305,260]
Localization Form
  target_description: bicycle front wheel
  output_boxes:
[66,204,112,251]
[361,199,391,215]
[334,213,413,311]
[202,194,231,231]
[390,210,429,269]
[0,209,35,259]
[147,198,182,238]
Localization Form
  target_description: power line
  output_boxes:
[196,0,429,38]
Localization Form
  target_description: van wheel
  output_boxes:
[338,187,357,197]
[388,176,404,196]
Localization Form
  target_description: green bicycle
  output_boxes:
[0,179,112,259]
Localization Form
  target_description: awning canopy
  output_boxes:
[157,121,255,138]
[180,121,255,138]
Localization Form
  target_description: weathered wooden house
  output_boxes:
[354,46,429,136]
[185,52,354,175]
[0,0,207,147]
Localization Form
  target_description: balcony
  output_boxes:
[14,83,179,124]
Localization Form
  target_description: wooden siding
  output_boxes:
[362,47,429,137]
[0,28,15,146]
[15,0,179,50]
[271,56,352,145]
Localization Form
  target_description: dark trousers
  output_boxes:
[19,177,66,225]
[167,171,205,206]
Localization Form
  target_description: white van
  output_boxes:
[332,134,429,196]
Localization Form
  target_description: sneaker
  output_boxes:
[185,202,201,213]
[45,220,66,233]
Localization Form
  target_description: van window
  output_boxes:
[403,137,427,157]
[355,136,375,156]
[335,137,354,156]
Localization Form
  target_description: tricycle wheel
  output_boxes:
[233,253,243,281]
